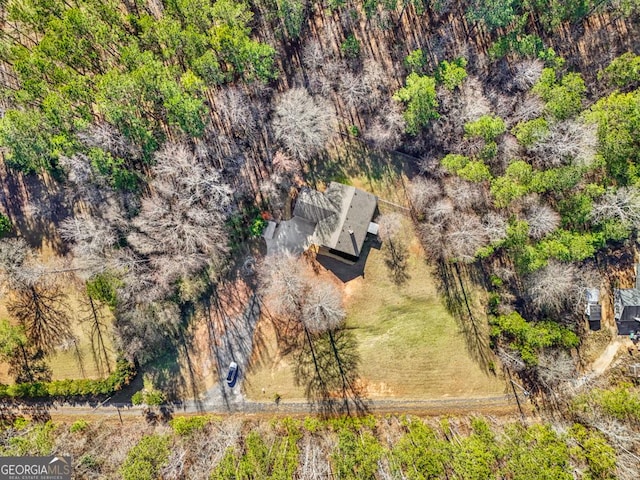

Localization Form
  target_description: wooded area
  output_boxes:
[0,0,639,476]
[0,412,631,479]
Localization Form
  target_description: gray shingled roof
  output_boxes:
[614,288,640,319]
[293,188,339,223]
[617,288,640,307]
[292,182,377,258]
[587,304,601,322]
[614,288,640,335]
[325,183,377,257]
[586,288,600,304]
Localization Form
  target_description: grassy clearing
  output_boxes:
[245,220,505,401]
[344,219,504,399]
[0,284,117,384]
[245,152,505,401]
[244,320,306,402]
[46,307,117,381]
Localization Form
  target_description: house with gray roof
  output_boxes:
[293,182,378,264]
[614,264,640,335]
[263,182,378,265]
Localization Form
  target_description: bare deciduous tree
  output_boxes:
[497,134,522,164]
[58,152,91,181]
[418,155,447,178]
[488,88,518,121]
[77,122,141,159]
[537,350,576,390]
[460,77,492,123]
[522,198,561,239]
[452,136,485,157]
[421,207,490,263]
[114,301,180,365]
[186,420,242,478]
[363,102,405,151]
[424,198,455,224]
[408,177,443,214]
[497,347,526,373]
[444,177,487,212]
[590,186,640,228]
[260,253,309,322]
[322,57,347,87]
[513,59,544,91]
[377,213,403,243]
[0,238,33,287]
[362,59,388,107]
[511,94,545,123]
[444,213,489,262]
[529,120,598,168]
[615,452,640,480]
[302,39,325,72]
[302,282,346,334]
[526,261,578,313]
[128,143,232,295]
[308,70,333,97]
[272,88,336,162]
[482,212,507,243]
[419,223,446,261]
[272,150,299,176]
[59,215,118,275]
[214,87,257,138]
[297,432,335,479]
[339,71,370,110]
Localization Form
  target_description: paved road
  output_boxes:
[12,394,520,421]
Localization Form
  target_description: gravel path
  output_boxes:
[591,337,629,375]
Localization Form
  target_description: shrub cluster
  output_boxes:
[0,359,135,400]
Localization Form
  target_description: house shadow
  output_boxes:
[315,236,381,283]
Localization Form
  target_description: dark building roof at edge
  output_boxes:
[614,288,640,335]
[588,305,602,322]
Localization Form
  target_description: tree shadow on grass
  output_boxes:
[0,164,71,254]
[143,404,174,424]
[383,239,410,286]
[434,260,496,376]
[307,141,411,193]
[293,328,369,418]
[0,402,19,427]
[144,348,185,403]
[136,302,200,405]
[110,302,203,409]
[0,401,52,425]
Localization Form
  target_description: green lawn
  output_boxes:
[0,290,117,384]
[344,218,504,399]
[245,216,505,402]
[246,149,504,402]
